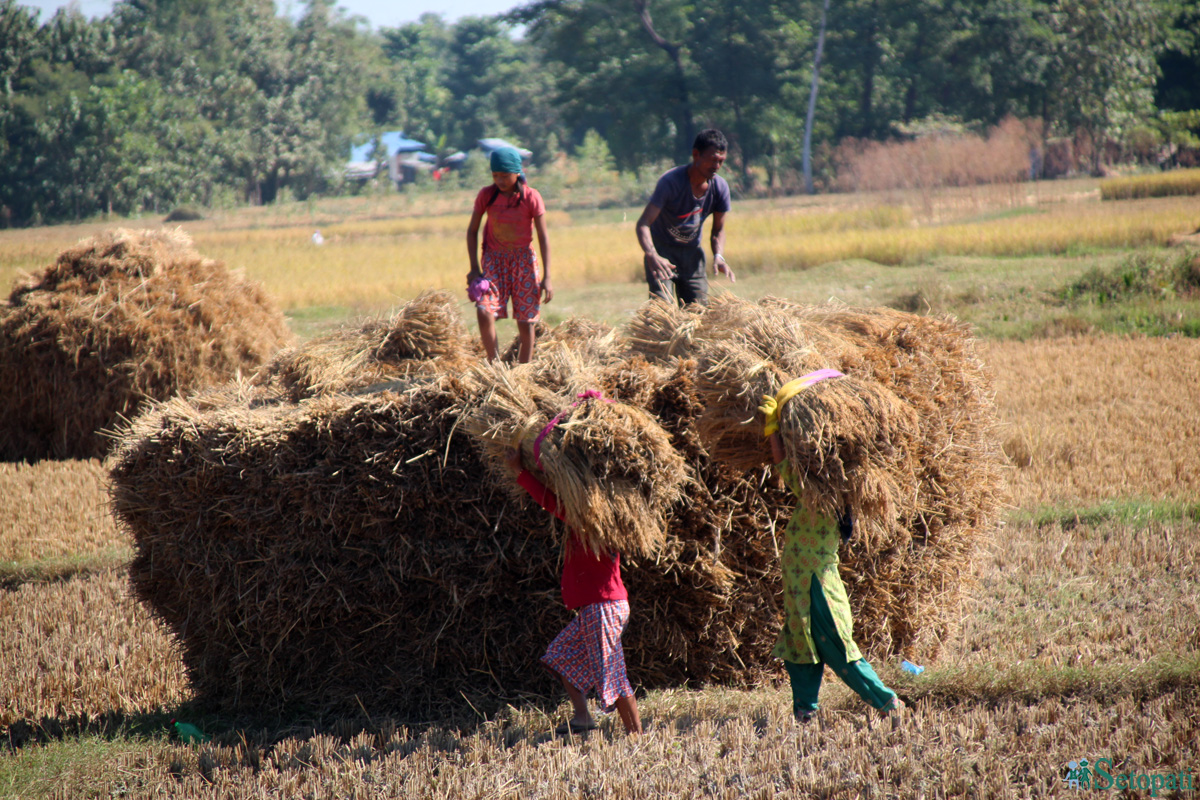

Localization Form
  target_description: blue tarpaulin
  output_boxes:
[349,132,427,163]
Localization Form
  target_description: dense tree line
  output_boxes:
[1,0,1197,225]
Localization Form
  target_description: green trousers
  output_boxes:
[783,576,897,715]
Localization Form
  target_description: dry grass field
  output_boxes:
[2,183,1199,798]
[2,333,1198,798]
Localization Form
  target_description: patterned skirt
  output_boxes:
[541,599,634,711]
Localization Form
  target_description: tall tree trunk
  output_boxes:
[803,0,831,194]
[903,33,926,123]
[733,95,753,189]
[634,0,695,158]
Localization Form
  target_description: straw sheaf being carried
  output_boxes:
[464,358,688,558]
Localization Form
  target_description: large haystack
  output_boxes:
[110,295,1003,717]
[111,308,722,716]
[0,228,291,461]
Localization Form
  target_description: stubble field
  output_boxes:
[1,180,1199,798]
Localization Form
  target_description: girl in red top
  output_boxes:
[503,448,642,736]
[466,147,553,363]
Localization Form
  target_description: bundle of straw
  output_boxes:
[499,316,616,365]
[773,376,921,540]
[466,358,687,558]
[256,289,472,401]
[0,228,291,460]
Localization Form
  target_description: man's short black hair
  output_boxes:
[692,128,727,154]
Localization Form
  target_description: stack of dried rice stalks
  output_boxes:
[0,229,291,460]
[112,372,568,718]
[255,289,473,402]
[111,294,1002,718]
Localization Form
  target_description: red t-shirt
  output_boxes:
[473,184,546,253]
[516,470,627,609]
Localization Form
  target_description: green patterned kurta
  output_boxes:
[772,460,863,665]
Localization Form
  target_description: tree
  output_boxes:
[1045,0,1176,173]
[802,0,830,193]
[382,13,559,163]
[1155,0,1200,111]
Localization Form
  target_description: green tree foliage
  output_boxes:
[1155,0,1200,112]
[380,13,558,165]
[1,0,374,224]
[1,0,1195,225]
[1044,0,1177,172]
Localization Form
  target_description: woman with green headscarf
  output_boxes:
[466,146,553,363]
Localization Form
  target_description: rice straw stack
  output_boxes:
[109,295,1002,718]
[256,289,472,401]
[0,228,290,460]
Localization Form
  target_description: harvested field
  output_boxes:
[0,229,292,461]
[7,684,1199,799]
[3,514,1196,796]
[0,568,188,728]
[2,331,1198,798]
[0,459,122,565]
[986,335,1200,506]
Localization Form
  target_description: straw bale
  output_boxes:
[111,372,567,717]
[623,299,704,360]
[0,228,291,461]
[498,316,617,365]
[256,289,472,402]
[774,376,921,536]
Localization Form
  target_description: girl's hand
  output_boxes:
[540,275,554,303]
[503,448,523,474]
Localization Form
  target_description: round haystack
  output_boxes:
[0,228,292,461]
[109,296,1003,718]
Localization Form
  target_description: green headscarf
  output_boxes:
[489,146,524,176]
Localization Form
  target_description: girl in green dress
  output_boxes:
[762,372,906,726]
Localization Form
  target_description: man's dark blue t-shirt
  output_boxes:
[648,165,731,247]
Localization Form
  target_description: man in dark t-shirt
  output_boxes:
[635,128,735,306]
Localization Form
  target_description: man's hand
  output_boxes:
[714,254,736,283]
[645,252,677,282]
[540,276,554,304]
